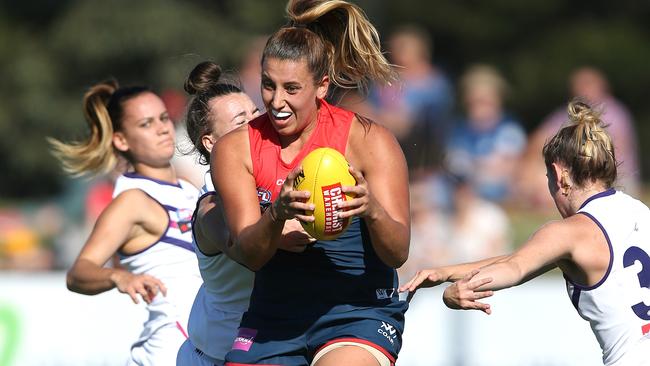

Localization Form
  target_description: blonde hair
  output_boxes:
[543,99,617,188]
[48,80,150,177]
[263,0,396,93]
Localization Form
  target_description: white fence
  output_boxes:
[0,272,603,366]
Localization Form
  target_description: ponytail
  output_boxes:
[264,0,395,93]
[48,80,150,177]
[543,99,617,188]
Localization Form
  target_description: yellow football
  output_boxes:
[294,147,356,241]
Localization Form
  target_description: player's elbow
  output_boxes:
[66,270,83,293]
[393,249,410,268]
[383,244,409,268]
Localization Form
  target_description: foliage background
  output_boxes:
[1,0,649,199]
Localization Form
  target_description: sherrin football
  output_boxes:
[294,147,356,241]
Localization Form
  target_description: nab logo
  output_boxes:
[378,321,397,345]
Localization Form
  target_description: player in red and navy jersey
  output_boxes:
[211,1,411,365]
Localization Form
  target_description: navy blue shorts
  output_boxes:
[224,305,404,366]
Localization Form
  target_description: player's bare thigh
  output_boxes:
[312,342,391,366]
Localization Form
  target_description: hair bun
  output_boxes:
[184,61,223,95]
[568,99,601,127]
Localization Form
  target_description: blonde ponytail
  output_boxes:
[264,0,395,93]
[48,80,150,177]
[543,99,617,188]
[48,81,119,177]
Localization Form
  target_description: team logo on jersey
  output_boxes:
[257,187,272,211]
[170,208,193,233]
[377,321,397,345]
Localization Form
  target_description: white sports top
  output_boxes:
[568,189,650,365]
[114,172,202,342]
[187,171,254,360]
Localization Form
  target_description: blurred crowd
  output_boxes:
[1,26,640,273]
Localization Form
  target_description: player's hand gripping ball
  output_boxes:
[294,148,356,241]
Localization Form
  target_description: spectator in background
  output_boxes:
[446,64,526,204]
[339,25,454,181]
[517,66,640,210]
[399,176,511,284]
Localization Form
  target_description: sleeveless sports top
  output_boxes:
[114,172,202,341]
[247,100,405,318]
[568,189,650,365]
[187,171,254,360]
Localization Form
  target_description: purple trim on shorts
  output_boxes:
[124,172,182,188]
[565,212,614,291]
[578,188,616,210]
[232,328,258,352]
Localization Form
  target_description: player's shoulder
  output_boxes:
[100,189,159,224]
[350,115,395,143]
[348,114,400,156]
[214,123,249,158]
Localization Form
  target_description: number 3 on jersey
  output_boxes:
[623,246,650,334]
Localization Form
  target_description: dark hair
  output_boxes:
[543,99,617,188]
[184,61,243,165]
[262,0,396,94]
[48,79,151,176]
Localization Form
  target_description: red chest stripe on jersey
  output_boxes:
[642,323,650,335]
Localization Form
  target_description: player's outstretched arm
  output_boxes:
[66,190,167,304]
[399,255,508,296]
[442,218,585,312]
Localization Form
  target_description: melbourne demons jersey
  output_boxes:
[113,172,202,342]
[247,100,407,321]
[568,189,650,365]
[187,171,254,360]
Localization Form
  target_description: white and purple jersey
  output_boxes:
[568,189,650,365]
[113,172,202,365]
[181,171,254,364]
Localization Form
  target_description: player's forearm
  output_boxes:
[365,206,410,268]
[66,259,119,295]
[229,208,283,271]
[443,255,510,282]
[472,261,524,291]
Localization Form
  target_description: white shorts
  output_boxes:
[176,338,225,366]
[128,322,187,366]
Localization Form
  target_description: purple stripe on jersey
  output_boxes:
[570,285,581,310]
[124,172,182,188]
[163,204,178,212]
[579,188,615,210]
[566,212,614,291]
[160,235,194,252]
